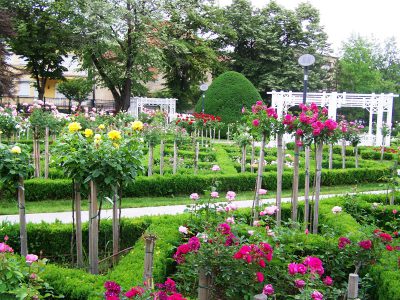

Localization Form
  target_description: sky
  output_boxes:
[218,0,400,55]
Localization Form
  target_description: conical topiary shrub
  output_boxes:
[195,71,262,124]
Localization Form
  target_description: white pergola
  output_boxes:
[268,91,398,146]
[128,97,177,122]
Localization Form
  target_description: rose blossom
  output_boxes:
[331,206,342,214]
[296,139,303,147]
[256,272,264,282]
[190,193,199,200]
[393,209,398,214]
[338,237,351,249]
[252,119,260,127]
[226,191,236,201]
[311,290,324,300]
[178,226,188,234]
[211,165,220,171]
[248,230,254,236]
[263,284,274,295]
[295,279,305,288]
[323,276,333,286]
[226,217,235,224]
[210,191,219,198]
[26,254,39,264]
[358,240,372,250]
[259,189,267,195]
[253,220,261,227]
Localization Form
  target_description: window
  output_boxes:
[18,81,30,96]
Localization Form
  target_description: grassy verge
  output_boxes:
[0,182,387,215]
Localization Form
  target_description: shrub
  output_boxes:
[194,71,261,125]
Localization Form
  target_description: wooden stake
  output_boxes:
[148,144,153,176]
[312,142,324,234]
[173,140,178,175]
[194,142,199,175]
[380,144,384,161]
[241,145,246,173]
[347,273,359,299]
[160,140,164,176]
[112,186,119,265]
[304,146,310,226]
[74,182,83,267]
[276,134,283,226]
[18,176,28,257]
[291,137,300,224]
[252,133,266,223]
[44,127,49,179]
[328,143,333,170]
[227,125,230,141]
[89,181,99,274]
[253,294,268,300]
[342,139,346,169]
[250,141,255,173]
[218,129,220,141]
[143,234,157,289]
[354,145,359,168]
[198,269,210,300]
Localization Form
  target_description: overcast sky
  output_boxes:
[218,0,400,55]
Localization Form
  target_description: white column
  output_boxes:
[385,94,394,146]
[271,90,277,109]
[375,94,384,146]
[328,92,337,120]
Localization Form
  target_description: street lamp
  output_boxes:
[298,54,315,104]
[200,83,209,113]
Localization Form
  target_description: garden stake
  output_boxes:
[33,127,40,178]
[241,144,246,173]
[304,145,310,226]
[194,142,199,175]
[173,139,178,174]
[312,141,324,234]
[160,139,164,176]
[253,294,268,300]
[198,269,210,300]
[18,175,28,257]
[276,133,283,225]
[342,139,346,169]
[148,143,154,176]
[347,273,359,299]
[89,180,99,274]
[143,234,157,289]
[74,181,83,267]
[112,186,119,265]
[44,127,49,179]
[291,136,300,225]
[250,140,255,173]
[328,143,333,169]
[252,132,266,223]
[354,145,359,168]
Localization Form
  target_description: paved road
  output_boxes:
[0,190,386,224]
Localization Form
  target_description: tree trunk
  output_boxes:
[312,142,324,234]
[143,235,157,289]
[194,142,199,175]
[18,176,28,257]
[354,145,359,168]
[347,273,359,299]
[112,186,119,265]
[44,127,49,179]
[250,140,255,173]
[380,145,385,161]
[276,134,283,225]
[89,181,99,274]
[328,143,333,170]
[33,128,40,178]
[304,146,311,227]
[74,182,83,268]
[291,136,300,224]
[241,145,246,173]
[147,144,153,176]
[342,139,346,169]
[159,140,164,176]
[218,129,220,141]
[252,133,266,223]
[173,140,178,175]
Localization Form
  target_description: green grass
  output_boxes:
[0,182,387,215]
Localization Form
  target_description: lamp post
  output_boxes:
[298,54,315,104]
[200,83,208,113]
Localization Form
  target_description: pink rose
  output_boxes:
[296,129,304,136]
[210,191,219,198]
[262,284,274,295]
[189,193,199,200]
[226,191,236,201]
[323,276,333,286]
[294,279,305,288]
[358,240,372,250]
[256,272,264,282]
[252,119,260,127]
[26,254,38,264]
[311,290,324,300]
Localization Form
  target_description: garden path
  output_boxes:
[0,190,387,224]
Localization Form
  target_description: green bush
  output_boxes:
[194,71,261,124]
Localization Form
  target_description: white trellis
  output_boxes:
[128,97,177,122]
[268,91,398,146]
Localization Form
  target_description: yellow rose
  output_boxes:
[10,145,21,154]
[68,122,82,133]
[98,124,105,130]
[108,130,122,141]
[84,128,94,138]
[131,120,144,131]
[113,143,120,149]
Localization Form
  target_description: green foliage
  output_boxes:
[0,143,32,185]
[57,78,93,106]
[1,0,75,99]
[194,71,261,124]
[0,108,20,138]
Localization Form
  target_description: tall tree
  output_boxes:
[162,0,221,111]
[1,0,75,100]
[218,0,332,97]
[74,0,165,112]
[0,10,16,97]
